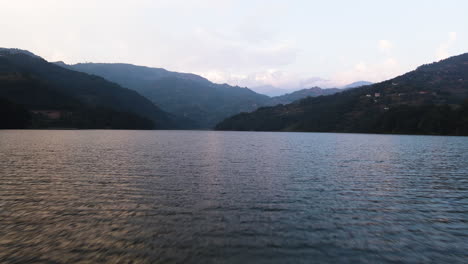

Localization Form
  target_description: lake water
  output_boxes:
[0,130,467,263]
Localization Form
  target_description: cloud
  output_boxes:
[198,70,336,90]
[236,16,276,44]
[332,57,403,85]
[378,40,393,53]
[436,32,457,60]
[329,39,401,86]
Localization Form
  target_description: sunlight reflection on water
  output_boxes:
[0,130,467,263]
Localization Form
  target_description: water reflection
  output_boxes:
[0,130,467,263]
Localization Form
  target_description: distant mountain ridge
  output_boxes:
[251,81,372,96]
[61,62,273,128]
[250,85,290,96]
[270,87,342,105]
[342,81,373,89]
[216,53,468,136]
[59,62,211,86]
[60,62,365,128]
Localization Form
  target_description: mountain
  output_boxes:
[61,63,271,128]
[216,53,468,136]
[250,85,290,96]
[58,62,210,86]
[270,87,342,105]
[251,80,370,101]
[267,82,371,105]
[59,63,360,128]
[342,81,373,89]
[0,49,177,129]
[0,48,41,58]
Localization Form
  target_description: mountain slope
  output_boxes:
[0,49,177,129]
[0,73,156,129]
[269,87,342,105]
[250,85,290,96]
[0,97,31,129]
[60,62,355,128]
[216,53,468,136]
[138,77,271,128]
[61,62,271,128]
[58,62,210,87]
[342,81,373,89]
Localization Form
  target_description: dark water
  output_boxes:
[1,130,467,263]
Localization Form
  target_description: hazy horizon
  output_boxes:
[1,0,467,91]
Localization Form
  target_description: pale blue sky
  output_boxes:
[0,0,467,90]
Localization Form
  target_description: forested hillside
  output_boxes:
[216,53,468,136]
[0,49,176,129]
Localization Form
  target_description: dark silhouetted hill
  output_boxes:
[0,49,178,129]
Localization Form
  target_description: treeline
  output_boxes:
[0,97,154,129]
[0,97,31,128]
[216,99,468,136]
[371,102,468,135]
[0,51,176,129]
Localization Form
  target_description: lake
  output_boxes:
[0,130,467,263]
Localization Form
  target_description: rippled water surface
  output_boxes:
[1,130,467,263]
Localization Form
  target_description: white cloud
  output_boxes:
[436,32,457,60]
[197,70,337,90]
[327,40,402,86]
[332,57,404,85]
[378,40,393,53]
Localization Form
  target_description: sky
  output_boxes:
[0,0,467,91]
